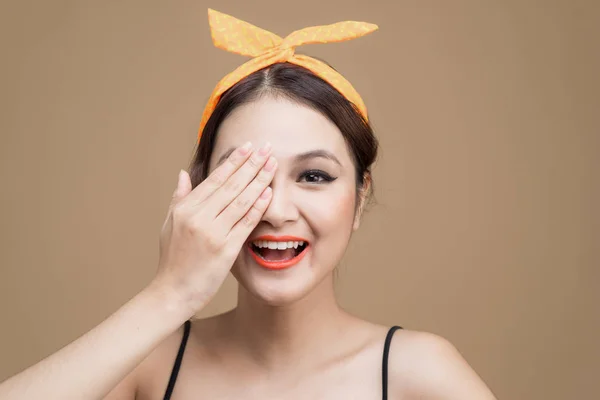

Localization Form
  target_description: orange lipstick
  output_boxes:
[247,235,309,270]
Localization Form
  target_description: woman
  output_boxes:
[0,9,497,400]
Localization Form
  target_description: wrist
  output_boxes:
[144,274,204,321]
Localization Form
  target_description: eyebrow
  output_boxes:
[216,148,342,167]
[294,149,341,166]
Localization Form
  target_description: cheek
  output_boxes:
[301,185,356,237]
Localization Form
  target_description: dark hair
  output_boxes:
[188,61,379,207]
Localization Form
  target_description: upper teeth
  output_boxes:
[252,241,305,250]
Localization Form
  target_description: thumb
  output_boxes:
[172,169,192,202]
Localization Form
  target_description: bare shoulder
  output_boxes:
[103,320,190,400]
[116,320,193,400]
[386,329,497,400]
[132,314,227,399]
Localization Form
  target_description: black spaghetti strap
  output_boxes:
[382,325,403,400]
[163,320,191,400]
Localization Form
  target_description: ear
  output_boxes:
[353,172,372,231]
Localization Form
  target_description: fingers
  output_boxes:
[171,170,192,206]
[203,142,273,217]
[214,155,277,228]
[227,186,273,244]
[185,141,254,206]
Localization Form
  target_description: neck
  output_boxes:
[227,274,354,371]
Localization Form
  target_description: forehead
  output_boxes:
[211,97,352,167]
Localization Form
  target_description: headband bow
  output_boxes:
[197,8,378,142]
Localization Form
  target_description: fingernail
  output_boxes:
[238,141,252,155]
[264,156,277,172]
[258,142,272,156]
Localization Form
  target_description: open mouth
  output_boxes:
[251,241,308,261]
[248,239,309,269]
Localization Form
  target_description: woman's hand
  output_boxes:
[153,142,277,315]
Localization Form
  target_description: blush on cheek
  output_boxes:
[306,189,357,233]
[307,189,357,275]
[337,191,358,225]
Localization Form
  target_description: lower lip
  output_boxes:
[247,243,310,270]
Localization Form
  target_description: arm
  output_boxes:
[0,283,191,400]
[0,143,276,400]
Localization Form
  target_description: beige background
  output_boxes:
[1,1,598,399]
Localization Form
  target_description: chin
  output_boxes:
[239,278,312,306]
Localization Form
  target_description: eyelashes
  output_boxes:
[297,169,337,184]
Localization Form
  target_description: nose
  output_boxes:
[260,179,299,228]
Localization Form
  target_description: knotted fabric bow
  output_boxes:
[197,8,378,142]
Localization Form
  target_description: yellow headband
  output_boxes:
[198,8,378,142]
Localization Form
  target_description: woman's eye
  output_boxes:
[298,170,337,184]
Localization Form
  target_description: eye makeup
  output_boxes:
[297,169,337,184]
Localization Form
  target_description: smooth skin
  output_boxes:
[0,97,497,400]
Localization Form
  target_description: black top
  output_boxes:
[163,320,403,400]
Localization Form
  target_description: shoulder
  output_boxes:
[386,329,497,400]
[133,314,228,396]
[105,321,191,399]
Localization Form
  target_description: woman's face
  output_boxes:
[208,96,362,305]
